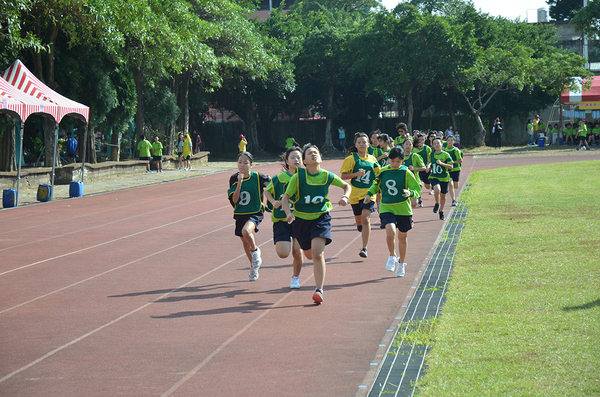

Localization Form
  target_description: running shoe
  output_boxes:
[312,288,324,304]
[251,247,262,269]
[385,256,396,271]
[452,200,457,206]
[439,211,445,220]
[418,198,423,207]
[359,248,368,258]
[429,189,434,195]
[357,225,363,233]
[433,203,440,213]
[147,170,153,173]
[395,262,405,277]
[249,267,259,281]
[290,276,300,289]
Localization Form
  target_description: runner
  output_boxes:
[281,144,351,304]
[576,120,590,151]
[364,146,421,277]
[444,135,463,206]
[228,151,271,281]
[264,147,304,289]
[402,138,425,209]
[340,132,381,258]
[413,133,432,205]
[426,138,454,220]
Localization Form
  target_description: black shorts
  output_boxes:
[380,212,413,233]
[234,213,263,237]
[578,136,587,143]
[178,152,183,158]
[273,221,294,244]
[152,155,162,161]
[184,155,191,160]
[450,171,460,183]
[429,178,449,194]
[292,212,332,251]
[419,171,430,184]
[140,157,151,162]
[351,200,376,216]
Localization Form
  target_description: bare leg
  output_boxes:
[360,209,371,249]
[397,231,408,263]
[385,223,397,257]
[291,238,304,278]
[311,237,327,290]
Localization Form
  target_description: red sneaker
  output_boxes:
[312,288,324,304]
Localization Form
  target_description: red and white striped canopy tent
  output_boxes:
[561,76,600,105]
[0,76,60,122]
[2,59,89,123]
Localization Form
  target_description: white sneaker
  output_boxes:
[385,256,396,271]
[249,267,259,281]
[251,247,262,269]
[290,276,300,289]
[395,262,406,277]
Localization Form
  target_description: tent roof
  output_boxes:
[0,76,60,123]
[2,60,89,123]
[561,76,600,104]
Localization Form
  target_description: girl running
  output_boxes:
[445,135,463,206]
[340,132,381,258]
[228,151,271,281]
[402,138,426,208]
[281,144,351,304]
[426,138,454,220]
[264,147,304,289]
[376,133,393,168]
[364,146,421,277]
[413,133,432,205]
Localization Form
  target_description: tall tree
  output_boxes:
[573,0,600,37]
[546,0,581,21]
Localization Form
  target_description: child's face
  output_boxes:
[389,157,402,169]
[403,139,413,153]
[237,154,252,175]
[286,150,302,170]
[370,135,379,145]
[356,137,369,153]
[433,140,442,151]
[303,147,322,165]
[446,137,454,146]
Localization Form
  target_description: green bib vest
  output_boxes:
[233,171,263,215]
[293,168,335,216]
[378,167,410,205]
[350,152,377,189]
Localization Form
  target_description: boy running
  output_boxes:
[426,138,454,220]
[445,135,463,206]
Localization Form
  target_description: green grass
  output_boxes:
[415,160,600,397]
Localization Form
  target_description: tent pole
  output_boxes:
[16,121,25,207]
[80,124,88,183]
[50,123,59,201]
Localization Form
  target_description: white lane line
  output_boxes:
[0,204,230,277]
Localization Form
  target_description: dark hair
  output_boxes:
[378,133,391,145]
[388,146,405,160]
[140,134,146,140]
[355,132,369,143]
[301,143,320,160]
[238,151,254,164]
[396,122,407,131]
[281,146,302,171]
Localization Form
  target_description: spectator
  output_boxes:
[151,136,163,173]
[527,119,535,146]
[183,133,192,170]
[492,117,503,149]
[176,133,184,170]
[137,134,152,173]
[338,126,346,153]
[238,134,248,152]
[66,134,78,163]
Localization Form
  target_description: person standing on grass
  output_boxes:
[426,138,454,221]
[527,119,535,146]
[228,151,271,281]
[151,136,164,173]
[137,134,152,173]
[340,132,381,259]
[576,120,590,151]
[364,146,421,277]
[493,117,503,149]
[592,121,600,146]
[401,138,426,209]
[182,133,192,170]
[445,135,463,206]
[281,144,351,304]
[338,126,347,153]
[264,147,304,289]
[176,133,184,170]
[238,134,248,152]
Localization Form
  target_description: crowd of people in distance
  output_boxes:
[527,115,599,150]
[228,123,463,305]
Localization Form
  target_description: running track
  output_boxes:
[1,153,598,396]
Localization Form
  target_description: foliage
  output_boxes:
[572,0,600,38]
[546,0,581,21]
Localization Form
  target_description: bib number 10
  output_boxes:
[304,195,325,204]
[431,164,444,174]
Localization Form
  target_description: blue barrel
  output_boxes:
[3,189,17,208]
[37,184,52,202]
[69,181,84,198]
[538,138,545,148]
[558,137,564,145]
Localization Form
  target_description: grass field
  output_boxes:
[415,160,600,396]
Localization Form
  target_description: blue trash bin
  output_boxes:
[3,189,17,208]
[37,184,52,202]
[538,138,545,148]
[69,181,84,198]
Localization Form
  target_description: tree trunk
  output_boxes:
[321,84,335,152]
[407,91,414,133]
[448,97,456,130]
[133,66,145,156]
[182,72,190,136]
[0,123,16,172]
[82,123,97,163]
[109,126,121,161]
[169,74,179,156]
[43,119,57,167]
[474,111,487,147]
[245,108,267,156]
[45,25,59,90]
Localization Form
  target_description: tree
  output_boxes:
[573,0,600,37]
[546,0,581,21]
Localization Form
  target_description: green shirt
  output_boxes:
[445,146,463,172]
[413,145,431,166]
[428,150,453,182]
[228,171,269,215]
[137,139,152,158]
[266,170,295,222]
[151,141,163,156]
[367,165,422,216]
[285,168,345,220]
[403,152,425,176]
[578,125,587,137]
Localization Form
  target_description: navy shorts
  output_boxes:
[234,213,263,237]
[273,221,294,244]
[429,179,449,194]
[178,152,183,158]
[419,171,430,184]
[351,200,376,216]
[380,212,413,233]
[293,212,332,251]
[450,170,460,183]
[152,155,162,161]
[184,155,191,160]
[140,157,151,162]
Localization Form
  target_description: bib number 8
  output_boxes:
[385,180,398,196]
